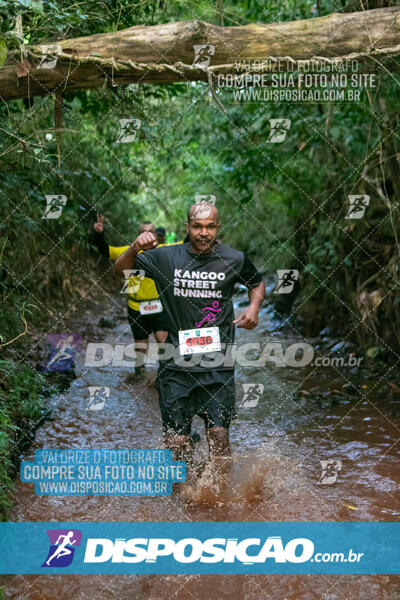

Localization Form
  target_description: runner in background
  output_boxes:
[165,230,177,244]
[156,227,166,245]
[93,214,172,380]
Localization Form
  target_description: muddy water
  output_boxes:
[2,292,400,599]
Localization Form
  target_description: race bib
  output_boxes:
[178,327,221,355]
[139,299,163,315]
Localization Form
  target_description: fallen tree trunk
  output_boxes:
[1,6,400,100]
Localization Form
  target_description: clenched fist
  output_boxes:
[132,231,158,252]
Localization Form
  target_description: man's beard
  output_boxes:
[193,237,216,252]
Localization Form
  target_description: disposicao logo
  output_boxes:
[42,529,82,567]
[83,536,314,564]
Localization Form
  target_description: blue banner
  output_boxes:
[0,522,398,574]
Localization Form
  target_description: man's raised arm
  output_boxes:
[114,231,157,276]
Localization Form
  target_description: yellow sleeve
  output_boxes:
[109,240,182,261]
[108,245,130,261]
[157,240,183,248]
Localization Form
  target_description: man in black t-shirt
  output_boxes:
[115,202,265,461]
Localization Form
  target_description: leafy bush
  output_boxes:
[0,359,47,519]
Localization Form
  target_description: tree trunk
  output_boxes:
[1,6,400,100]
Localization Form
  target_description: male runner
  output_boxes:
[115,202,265,459]
[93,214,172,379]
[156,226,166,245]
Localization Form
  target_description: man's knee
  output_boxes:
[155,330,168,344]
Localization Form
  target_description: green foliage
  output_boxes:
[0,1,398,346]
[0,360,46,519]
[0,3,399,344]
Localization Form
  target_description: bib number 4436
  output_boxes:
[178,327,221,355]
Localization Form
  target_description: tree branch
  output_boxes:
[0,7,399,100]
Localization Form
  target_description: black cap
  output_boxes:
[156,227,166,235]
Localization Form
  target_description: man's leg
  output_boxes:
[157,368,196,467]
[164,430,197,496]
[199,378,235,489]
[154,326,203,445]
[164,432,193,462]
[153,309,169,345]
[200,426,231,500]
[149,313,168,377]
[127,307,150,379]
[133,339,147,377]
[201,375,235,458]
[206,426,230,457]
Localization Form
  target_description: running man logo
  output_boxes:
[42,529,82,568]
[39,44,62,69]
[117,118,141,143]
[194,194,216,205]
[44,334,81,373]
[191,202,214,220]
[195,300,222,327]
[240,383,264,408]
[192,44,215,68]
[274,270,299,294]
[87,386,110,411]
[318,459,342,485]
[121,269,145,294]
[267,119,291,143]
[42,195,67,219]
[345,195,370,219]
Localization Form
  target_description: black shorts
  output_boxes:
[127,306,169,340]
[156,367,236,435]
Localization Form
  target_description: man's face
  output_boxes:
[139,223,156,236]
[186,206,219,253]
[157,233,166,244]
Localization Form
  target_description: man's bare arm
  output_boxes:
[233,280,265,330]
[248,280,266,310]
[114,232,157,276]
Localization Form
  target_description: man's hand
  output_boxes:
[93,213,104,233]
[132,231,158,251]
[233,306,259,330]
[114,231,157,277]
[233,281,265,330]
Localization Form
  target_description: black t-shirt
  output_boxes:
[134,242,262,371]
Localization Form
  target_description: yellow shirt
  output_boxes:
[109,242,182,311]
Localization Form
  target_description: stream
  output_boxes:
[1,287,400,599]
